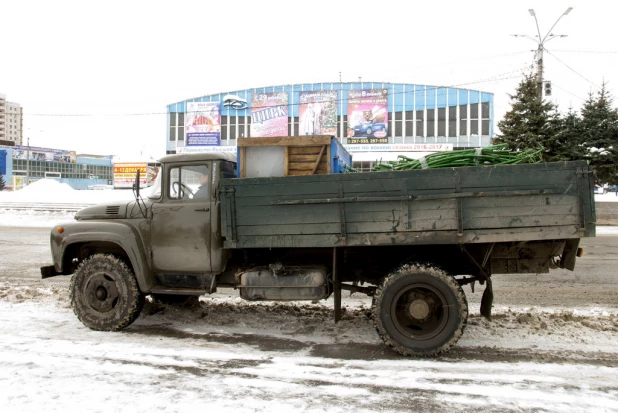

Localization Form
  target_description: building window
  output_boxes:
[448,105,457,138]
[426,109,435,137]
[459,104,468,136]
[169,113,177,141]
[481,102,490,136]
[437,107,446,137]
[221,116,228,141]
[405,111,414,137]
[416,110,424,137]
[177,113,185,141]
[238,115,247,139]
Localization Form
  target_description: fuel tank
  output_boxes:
[239,266,329,301]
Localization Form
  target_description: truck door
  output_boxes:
[150,162,213,273]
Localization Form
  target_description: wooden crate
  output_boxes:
[237,135,349,178]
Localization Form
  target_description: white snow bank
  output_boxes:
[0,181,135,204]
[595,192,618,202]
[18,178,75,194]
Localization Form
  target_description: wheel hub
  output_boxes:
[409,299,430,320]
[95,286,108,301]
[85,273,120,313]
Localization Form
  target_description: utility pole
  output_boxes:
[513,7,573,100]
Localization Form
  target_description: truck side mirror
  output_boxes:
[133,169,140,198]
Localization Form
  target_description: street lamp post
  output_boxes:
[513,7,573,100]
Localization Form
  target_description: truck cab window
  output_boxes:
[168,164,209,201]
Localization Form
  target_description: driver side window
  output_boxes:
[168,164,209,201]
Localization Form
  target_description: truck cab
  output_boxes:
[42,153,237,294]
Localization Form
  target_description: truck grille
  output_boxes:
[105,206,120,215]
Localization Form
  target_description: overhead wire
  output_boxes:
[544,49,602,91]
[24,66,533,117]
[551,49,618,54]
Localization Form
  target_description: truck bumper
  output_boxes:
[40,265,61,279]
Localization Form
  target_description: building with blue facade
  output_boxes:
[0,146,113,190]
[166,82,493,171]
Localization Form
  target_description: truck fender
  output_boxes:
[55,222,155,292]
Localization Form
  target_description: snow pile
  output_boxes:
[18,178,75,194]
[595,191,618,202]
[0,180,136,205]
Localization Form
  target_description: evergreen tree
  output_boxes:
[546,107,585,162]
[579,83,618,184]
[0,174,5,191]
[494,72,560,159]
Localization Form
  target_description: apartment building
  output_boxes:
[0,93,23,145]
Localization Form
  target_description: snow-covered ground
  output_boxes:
[0,280,617,413]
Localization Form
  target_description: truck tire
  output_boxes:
[372,265,468,356]
[70,254,144,331]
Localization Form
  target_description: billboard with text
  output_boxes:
[11,145,76,163]
[186,102,221,146]
[250,92,288,137]
[347,89,389,144]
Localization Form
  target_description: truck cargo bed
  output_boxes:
[220,161,596,249]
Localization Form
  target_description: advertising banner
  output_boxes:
[0,149,6,175]
[344,143,453,152]
[298,91,338,136]
[113,162,159,189]
[347,89,389,144]
[186,102,221,146]
[11,145,76,163]
[250,92,288,137]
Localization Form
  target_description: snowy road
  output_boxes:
[1,218,618,412]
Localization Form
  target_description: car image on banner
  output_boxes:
[347,89,389,144]
[353,121,387,138]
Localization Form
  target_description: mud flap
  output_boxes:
[480,277,493,320]
[333,247,342,323]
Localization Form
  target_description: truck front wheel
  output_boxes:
[372,265,468,356]
[70,254,144,331]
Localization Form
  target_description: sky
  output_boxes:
[1,0,617,159]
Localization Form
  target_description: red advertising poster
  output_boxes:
[250,92,288,137]
[298,91,338,136]
[347,89,389,144]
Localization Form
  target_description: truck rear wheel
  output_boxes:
[70,254,144,331]
[372,265,467,356]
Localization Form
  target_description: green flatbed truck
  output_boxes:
[41,152,596,356]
